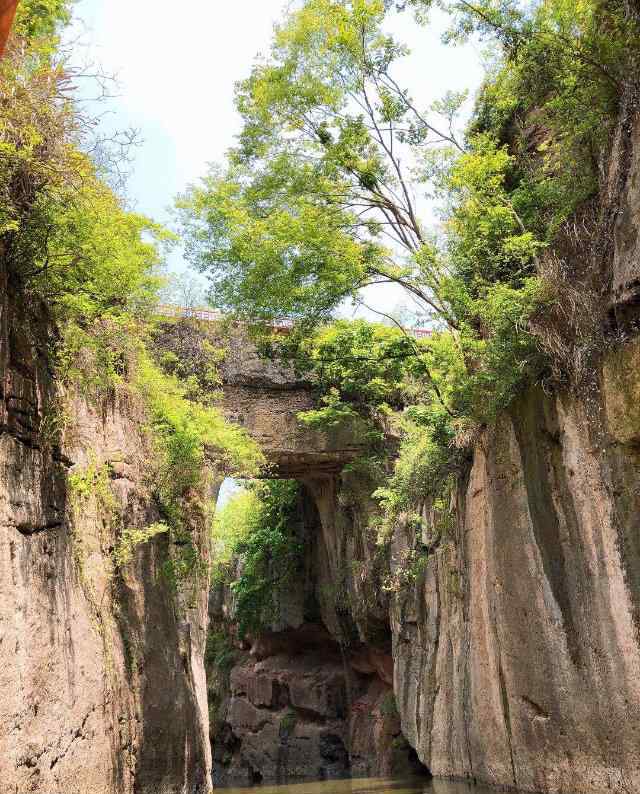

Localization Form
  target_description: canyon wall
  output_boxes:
[0,265,212,794]
[3,64,640,794]
[384,86,640,794]
[213,341,640,794]
[392,347,640,793]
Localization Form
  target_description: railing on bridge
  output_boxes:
[157,304,431,338]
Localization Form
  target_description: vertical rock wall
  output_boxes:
[392,347,640,793]
[388,84,640,794]
[0,265,212,794]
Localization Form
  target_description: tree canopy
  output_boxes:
[177,0,471,326]
[179,0,635,332]
[177,0,638,526]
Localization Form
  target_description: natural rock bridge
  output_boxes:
[156,311,366,478]
[217,329,364,478]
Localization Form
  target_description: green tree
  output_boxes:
[177,0,638,526]
[13,0,72,44]
[179,0,635,330]
[178,0,469,327]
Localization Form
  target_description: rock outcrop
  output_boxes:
[153,320,365,478]
[380,82,640,794]
[213,633,423,787]
[0,264,212,793]
[207,340,640,793]
[212,339,640,794]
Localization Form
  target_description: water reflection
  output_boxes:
[219,777,517,794]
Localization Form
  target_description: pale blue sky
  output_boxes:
[69,1,486,313]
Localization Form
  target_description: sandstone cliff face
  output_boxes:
[391,348,640,793]
[0,266,212,793]
[386,87,640,794]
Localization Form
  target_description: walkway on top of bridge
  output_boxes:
[157,303,432,339]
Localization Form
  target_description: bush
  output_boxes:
[1,6,169,397]
[134,353,264,587]
[205,631,236,673]
[113,523,170,568]
[213,480,302,638]
[379,691,399,718]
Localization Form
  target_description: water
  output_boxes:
[219,778,519,794]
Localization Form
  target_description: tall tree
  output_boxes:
[178,0,634,334]
[178,0,471,328]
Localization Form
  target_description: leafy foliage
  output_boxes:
[113,523,170,568]
[137,353,263,485]
[178,0,466,326]
[133,353,264,586]
[13,0,72,43]
[152,320,225,403]
[1,3,267,596]
[211,489,263,566]
[179,0,637,530]
[213,480,302,638]
[205,631,237,673]
[1,2,169,397]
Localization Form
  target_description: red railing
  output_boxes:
[157,304,295,333]
[157,304,431,338]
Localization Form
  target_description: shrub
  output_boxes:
[379,691,399,718]
[134,353,264,587]
[213,480,302,638]
[113,523,170,568]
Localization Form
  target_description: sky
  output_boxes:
[68,1,486,315]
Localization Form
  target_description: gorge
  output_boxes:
[2,1,640,793]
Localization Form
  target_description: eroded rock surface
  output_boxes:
[211,625,423,787]
[391,345,640,793]
[154,321,365,478]
[0,265,212,794]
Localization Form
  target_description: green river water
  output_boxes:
[220,778,534,794]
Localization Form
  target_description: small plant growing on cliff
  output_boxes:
[379,692,399,719]
[68,458,118,557]
[279,709,298,738]
[113,523,170,568]
[205,631,236,673]
[134,352,264,589]
[152,321,226,403]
